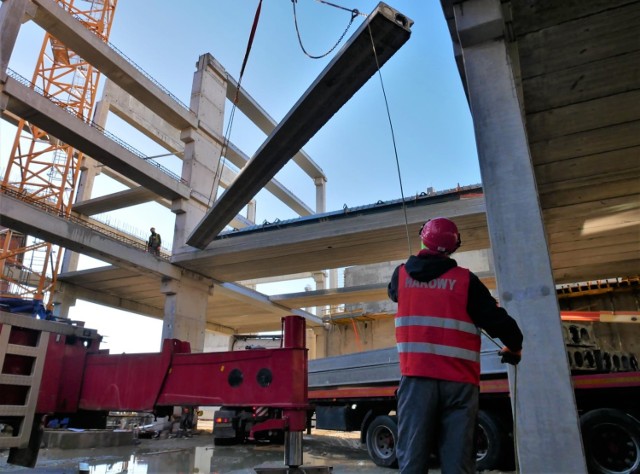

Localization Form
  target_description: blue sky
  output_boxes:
[1,1,480,352]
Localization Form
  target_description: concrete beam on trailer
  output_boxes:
[29,0,197,130]
[450,0,586,471]
[187,3,414,248]
[1,76,190,201]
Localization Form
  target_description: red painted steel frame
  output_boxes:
[79,316,308,431]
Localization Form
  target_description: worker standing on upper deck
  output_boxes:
[147,227,161,256]
[388,217,523,473]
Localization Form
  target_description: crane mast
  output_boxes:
[0,0,118,315]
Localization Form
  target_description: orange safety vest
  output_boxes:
[395,265,481,385]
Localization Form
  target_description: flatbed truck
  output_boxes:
[214,312,640,473]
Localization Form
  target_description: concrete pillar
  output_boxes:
[50,282,77,319]
[247,199,256,223]
[453,1,587,472]
[161,276,212,352]
[0,0,31,82]
[312,270,327,317]
[310,327,327,359]
[173,54,226,251]
[314,176,327,213]
[61,99,107,274]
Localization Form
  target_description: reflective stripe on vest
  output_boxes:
[396,342,480,363]
[395,315,479,336]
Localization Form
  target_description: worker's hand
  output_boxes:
[499,347,522,365]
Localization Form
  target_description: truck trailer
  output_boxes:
[1,309,637,472]
[213,311,640,473]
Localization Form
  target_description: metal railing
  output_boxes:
[65,10,191,112]
[6,69,187,185]
[1,185,171,261]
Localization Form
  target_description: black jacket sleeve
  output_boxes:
[467,272,523,352]
[387,265,401,303]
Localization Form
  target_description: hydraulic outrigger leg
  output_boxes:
[255,316,332,474]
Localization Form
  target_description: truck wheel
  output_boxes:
[476,410,510,471]
[581,408,640,474]
[213,407,242,446]
[366,415,398,468]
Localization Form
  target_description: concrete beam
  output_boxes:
[187,4,413,248]
[73,187,159,215]
[29,0,197,129]
[215,281,323,325]
[223,70,325,181]
[103,80,313,217]
[0,192,183,280]
[176,192,489,282]
[71,285,164,319]
[0,195,322,324]
[2,76,191,201]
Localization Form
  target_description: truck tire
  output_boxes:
[476,410,511,471]
[580,408,640,474]
[213,407,242,446]
[366,415,398,468]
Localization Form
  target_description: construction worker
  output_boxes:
[147,227,161,256]
[388,217,523,473]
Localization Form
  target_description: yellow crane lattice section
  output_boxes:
[0,0,118,310]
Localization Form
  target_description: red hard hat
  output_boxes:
[419,217,461,255]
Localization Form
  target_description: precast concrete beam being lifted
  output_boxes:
[187,2,413,249]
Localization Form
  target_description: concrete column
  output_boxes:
[161,276,212,352]
[0,0,32,82]
[314,176,327,213]
[453,1,587,472]
[247,199,256,223]
[173,54,226,251]
[312,270,327,317]
[61,99,107,273]
[310,327,327,359]
[50,282,76,319]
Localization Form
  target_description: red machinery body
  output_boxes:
[1,313,309,465]
[79,339,308,414]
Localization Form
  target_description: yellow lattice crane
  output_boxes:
[0,0,118,316]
